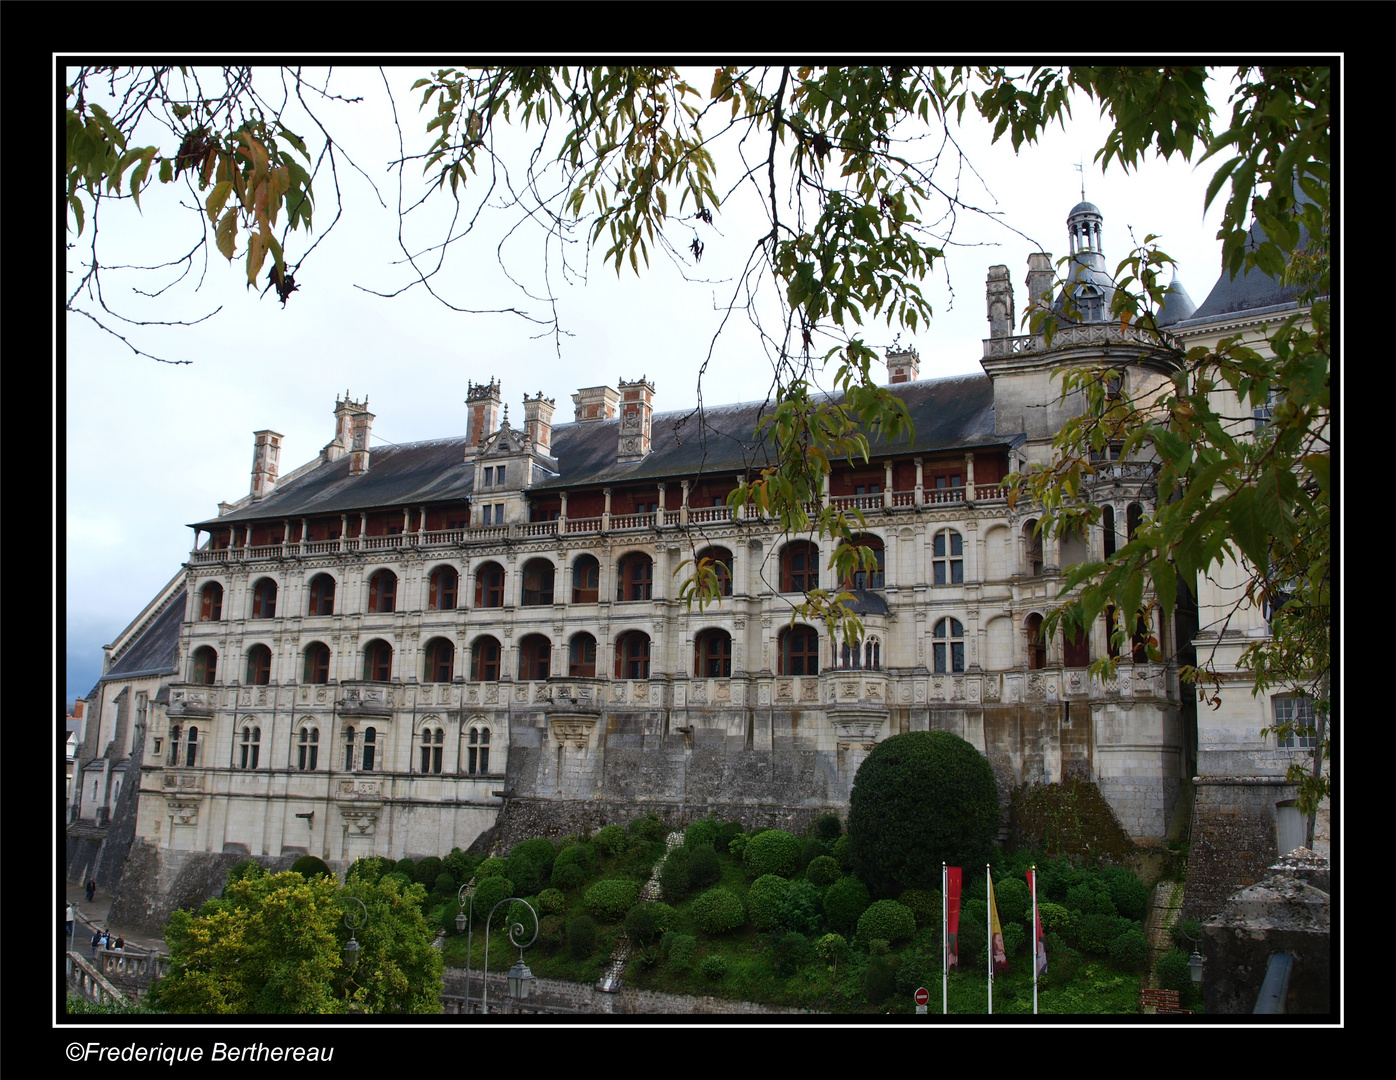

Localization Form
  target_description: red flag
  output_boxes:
[945,867,962,969]
[988,875,1010,976]
[1027,869,1047,976]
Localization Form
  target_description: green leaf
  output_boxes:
[215,208,238,262]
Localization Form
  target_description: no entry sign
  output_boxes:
[915,987,930,1006]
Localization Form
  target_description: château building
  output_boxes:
[70,200,1325,927]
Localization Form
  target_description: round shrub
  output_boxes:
[771,932,811,977]
[847,731,998,896]
[685,844,722,891]
[831,834,852,871]
[553,843,595,873]
[594,824,628,857]
[507,899,539,936]
[807,855,842,888]
[568,915,597,959]
[552,862,587,892]
[747,874,792,932]
[1109,927,1148,970]
[816,932,849,972]
[866,938,890,956]
[897,887,942,928]
[1048,940,1083,987]
[779,880,824,936]
[443,848,475,882]
[1037,901,1071,933]
[413,856,443,887]
[727,833,750,858]
[584,878,640,922]
[856,900,916,946]
[290,855,332,879]
[433,871,457,897]
[1075,912,1118,954]
[621,837,663,879]
[993,877,1030,924]
[699,955,728,981]
[476,856,509,879]
[628,815,666,843]
[1103,867,1150,921]
[393,857,418,880]
[864,955,898,1004]
[510,837,558,872]
[684,818,721,851]
[471,876,515,922]
[538,914,564,947]
[663,932,698,972]
[507,854,544,896]
[959,898,988,965]
[1155,948,1192,992]
[1093,890,1119,916]
[1065,882,1096,912]
[689,889,746,935]
[624,901,675,944]
[716,820,745,851]
[382,871,413,890]
[659,848,692,901]
[812,812,843,843]
[743,829,802,878]
[536,888,566,915]
[1002,921,1026,957]
[799,838,828,871]
[823,876,871,937]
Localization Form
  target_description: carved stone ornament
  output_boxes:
[549,714,598,748]
[340,808,379,836]
[167,800,199,826]
[715,681,731,702]
[831,717,885,743]
[337,779,381,801]
[316,687,328,703]
[800,680,819,701]
[299,687,310,702]
[776,680,793,701]
[514,684,529,702]
[983,675,1001,701]
[690,682,706,703]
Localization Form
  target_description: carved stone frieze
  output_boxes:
[166,799,199,826]
[548,714,598,748]
[340,808,379,836]
[337,779,381,802]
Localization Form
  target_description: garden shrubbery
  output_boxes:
[779,880,824,936]
[856,900,916,946]
[628,815,667,844]
[584,879,640,922]
[847,731,998,896]
[897,887,941,928]
[823,876,871,937]
[747,874,791,932]
[689,889,745,935]
[594,824,628,857]
[807,855,842,887]
[471,875,514,922]
[568,915,597,958]
[413,856,443,887]
[743,829,802,878]
[290,855,332,879]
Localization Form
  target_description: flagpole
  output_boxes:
[942,862,948,1017]
[1031,864,1039,1015]
[986,864,993,1015]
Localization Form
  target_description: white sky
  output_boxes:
[62,63,1237,709]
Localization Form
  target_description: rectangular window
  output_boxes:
[481,505,492,525]
[1273,696,1318,749]
[496,466,506,486]
[483,467,494,486]
[495,504,504,523]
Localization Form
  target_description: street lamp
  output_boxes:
[456,884,477,1011]
[1177,923,1205,984]
[341,896,368,971]
[481,897,538,1014]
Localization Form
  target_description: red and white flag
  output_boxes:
[945,866,962,969]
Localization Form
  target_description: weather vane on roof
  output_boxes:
[1074,159,1086,202]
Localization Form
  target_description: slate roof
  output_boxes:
[197,374,1003,526]
[101,588,186,680]
[1171,215,1313,329]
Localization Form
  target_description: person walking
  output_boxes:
[86,878,96,902]
[90,929,101,959]
[113,935,125,952]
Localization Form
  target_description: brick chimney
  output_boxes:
[465,378,502,457]
[326,392,374,475]
[986,265,1015,339]
[250,429,283,499]
[886,346,920,384]
[522,391,556,456]
[616,376,655,462]
[1025,252,1055,315]
[572,384,619,423]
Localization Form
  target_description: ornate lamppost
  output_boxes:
[341,896,369,972]
[455,884,477,1010]
[482,898,538,1014]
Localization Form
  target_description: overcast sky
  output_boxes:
[62,62,1237,709]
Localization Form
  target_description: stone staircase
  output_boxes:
[1143,879,1185,989]
[597,831,685,992]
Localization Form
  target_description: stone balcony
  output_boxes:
[982,321,1185,359]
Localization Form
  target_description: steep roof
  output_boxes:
[1172,213,1314,329]
[100,588,186,681]
[196,373,1001,526]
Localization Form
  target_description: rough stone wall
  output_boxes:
[1007,779,1136,862]
[1184,779,1286,921]
[442,967,813,1015]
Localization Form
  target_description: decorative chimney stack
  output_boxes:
[986,265,1015,339]
[572,384,620,423]
[616,376,655,462]
[1025,253,1055,317]
[250,429,283,499]
[346,397,375,475]
[886,346,921,384]
[465,378,502,457]
[521,391,556,456]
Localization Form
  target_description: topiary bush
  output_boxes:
[628,815,666,843]
[536,888,566,915]
[584,879,640,922]
[816,932,849,976]
[685,844,722,891]
[771,932,811,977]
[663,932,699,972]
[684,818,721,851]
[699,955,728,981]
[993,876,1029,924]
[1155,948,1192,992]
[659,847,693,901]
[506,854,544,896]
[856,900,917,946]
[538,914,564,947]
[1093,890,1119,916]
[1037,901,1071,933]
[1102,866,1150,921]
[625,901,677,944]
[847,731,998,896]
[799,838,828,872]
[959,898,988,965]
[476,856,509,879]
[290,855,332,879]
[864,955,898,1004]
[831,834,852,871]
[779,880,824,936]
[1002,921,1026,957]
[897,887,941,928]
[413,856,443,887]
[394,857,418,880]
[807,855,842,888]
[823,875,872,937]
[510,837,558,872]
[433,871,456,897]
[747,874,792,932]
[812,812,843,843]
[554,843,595,873]
[568,915,597,959]
[443,848,475,883]
[743,829,802,878]
[689,889,746,935]
[471,875,515,922]
[594,824,628,857]
[1109,927,1148,970]
[716,820,745,852]
[552,862,587,892]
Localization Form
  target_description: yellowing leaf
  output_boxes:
[215,208,238,262]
